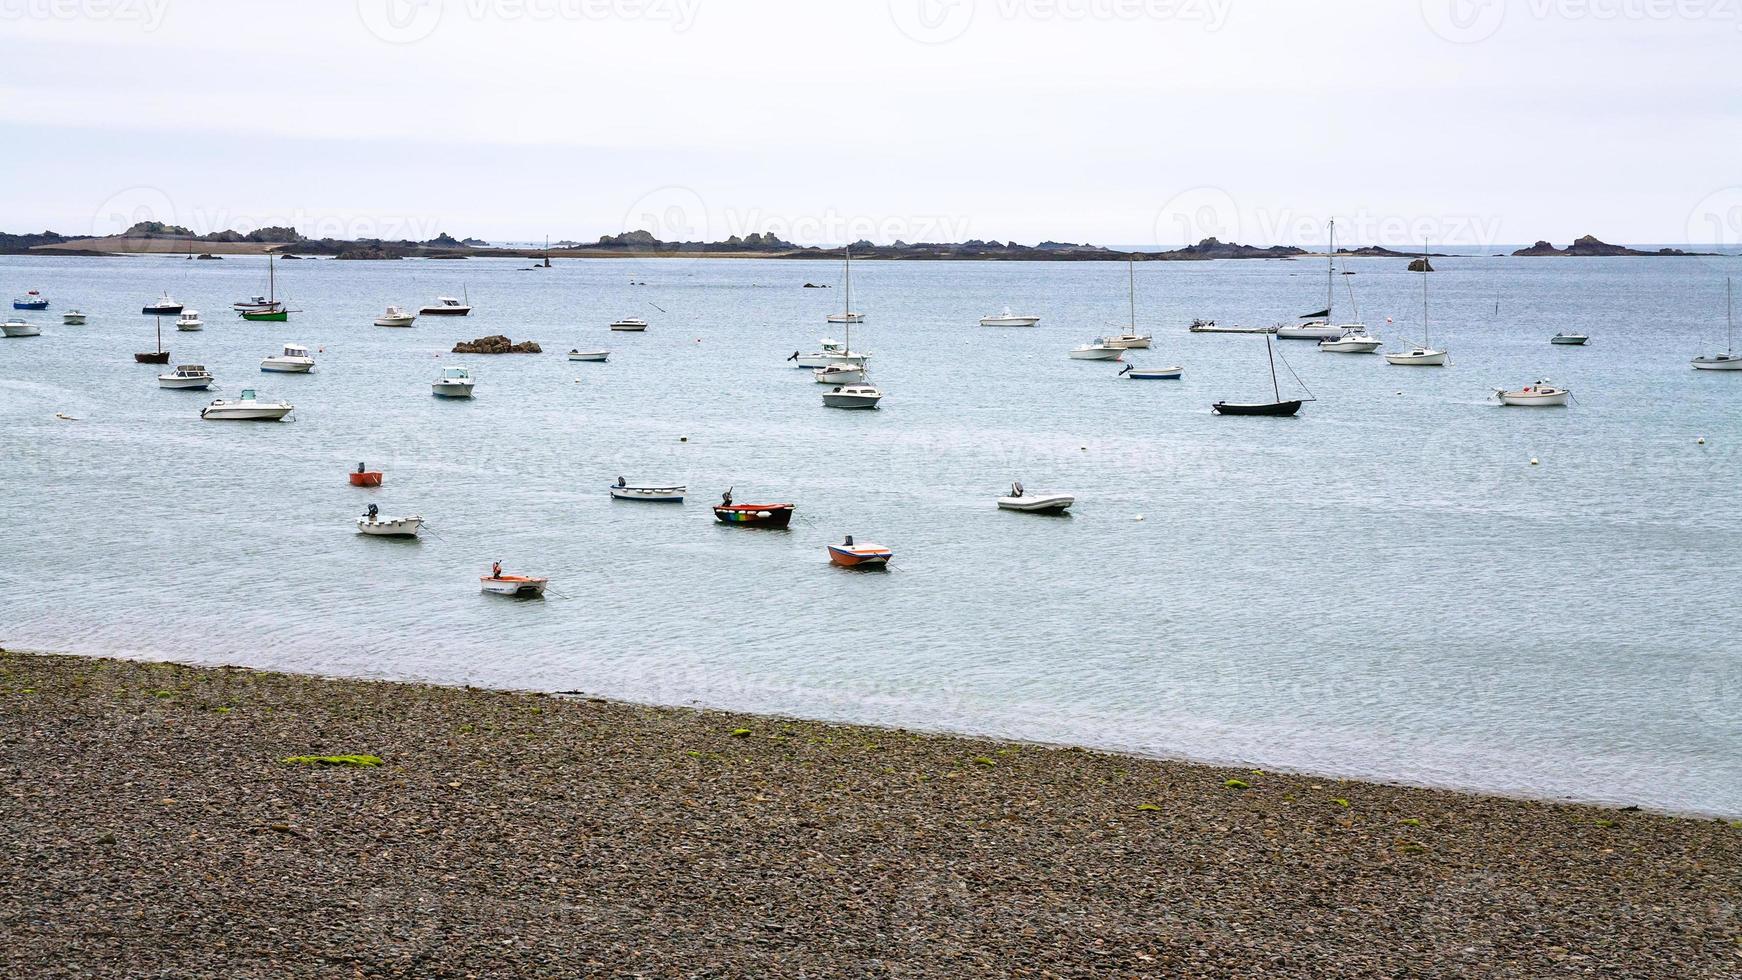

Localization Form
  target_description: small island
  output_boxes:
[452,335,541,354]
[1512,234,1707,257]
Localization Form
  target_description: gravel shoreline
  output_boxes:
[3,651,1737,978]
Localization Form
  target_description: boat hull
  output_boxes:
[1692,355,1742,370]
[62,315,86,325]
[1384,349,1447,366]
[176,322,203,332]
[1319,339,1382,353]
[375,317,417,327]
[1496,391,1568,406]
[134,351,170,364]
[1,324,42,337]
[1213,400,1303,417]
[240,310,288,322]
[1068,347,1124,360]
[432,382,474,398]
[1550,336,1589,345]
[357,517,422,537]
[157,376,214,389]
[825,314,865,325]
[827,544,891,567]
[609,322,647,331]
[480,575,546,597]
[713,504,795,527]
[567,350,610,361]
[997,495,1074,513]
[1275,325,1341,341]
[980,316,1039,327]
[260,360,314,373]
[1104,335,1151,349]
[421,308,471,316]
[201,405,292,420]
[814,366,865,384]
[822,390,882,409]
[610,485,685,502]
[349,472,384,487]
[1124,366,1183,379]
[142,304,184,315]
[13,301,48,311]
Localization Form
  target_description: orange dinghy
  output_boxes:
[349,462,383,487]
[826,535,892,568]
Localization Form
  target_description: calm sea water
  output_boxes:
[3,251,1739,815]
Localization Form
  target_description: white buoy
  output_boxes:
[1134,514,1145,522]
[1530,457,1539,466]
[1697,436,1706,445]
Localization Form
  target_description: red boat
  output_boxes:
[349,463,383,487]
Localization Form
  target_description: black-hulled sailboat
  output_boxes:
[1212,333,1309,416]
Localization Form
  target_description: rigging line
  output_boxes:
[1274,341,1315,401]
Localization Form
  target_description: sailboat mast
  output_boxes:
[1266,334,1281,402]
[1728,277,1734,353]
[843,244,852,353]
[1325,219,1335,321]
[155,315,162,352]
[1128,256,1136,329]
[1422,240,1429,347]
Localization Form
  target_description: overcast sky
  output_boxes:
[2,0,1738,247]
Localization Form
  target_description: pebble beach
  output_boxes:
[3,650,1737,978]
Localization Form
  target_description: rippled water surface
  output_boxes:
[3,251,1739,814]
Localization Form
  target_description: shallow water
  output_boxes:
[3,251,1739,815]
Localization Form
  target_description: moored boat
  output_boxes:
[827,535,891,568]
[1318,327,1383,353]
[62,310,87,325]
[610,477,685,502]
[349,462,384,487]
[1068,340,1124,360]
[374,305,417,327]
[421,294,472,316]
[175,310,204,331]
[356,504,422,538]
[1,318,41,337]
[609,317,648,332]
[996,483,1074,514]
[789,339,869,368]
[567,349,610,361]
[822,383,883,409]
[813,363,865,384]
[1494,381,1569,406]
[480,564,547,597]
[142,292,183,315]
[1119,363,1183,380]
[1692,279,1740,370]
[200,388,293,420]
[261,344,315,373]
[13,290,48,310]
[1213,333,1311,417]
[980,308,1040,327]
[432,366,475,397]
[1550,333,1589,346]
[135,315,170,363]
[712,489,795,527]
[157,364,215,389]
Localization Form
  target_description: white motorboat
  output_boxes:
[609,317,648,331]
[822,383,883,409]
[356,505,423,538]
[1693,279,1741,370]
[1319,327,1382,353]
[374,305,417,327]
[609,479,685,502]
[814,363,865,384]
[1,318,41,337]
[480,573,547,597]
[157,364,215,389]
[1119,363,1183,380]
[142,292,183,315]
[175,310,204,331]
[1550,333,1589,346]
[1069,340,1125,360]
[420,295,472,316]
[261,344,315,373]
[996,482,1074,514]
[567,349,610,362]
[232,294,284,313]
[200,388,293,420]
[980,308,1040,327]
[62,310,87,325]
[432,366,475,398]
[1275,322,1343,341]
[1495,381,1569,407]
[790,338,869,368]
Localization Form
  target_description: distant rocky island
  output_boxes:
[1511,234,1709,257]
[1,221,1717,262]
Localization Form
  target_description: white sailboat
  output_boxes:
[1102,257,1153,348]
[1692,279,1742,370]
[825,244,864,324]
[1385,244,1448,366]
[822,244,883,408]
[1278,219,1362,341]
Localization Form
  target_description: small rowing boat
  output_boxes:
[711,488,794,527]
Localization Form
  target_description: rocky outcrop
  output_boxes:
[452,335,541,354]
[1513,235,1704,257]
[334,243,408,260]
[195,253,222,260]
[1407,258,1434,272]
